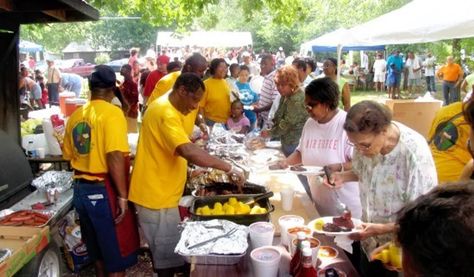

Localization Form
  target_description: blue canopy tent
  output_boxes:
[19,40,43,53]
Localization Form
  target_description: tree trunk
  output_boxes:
[453,38,461,63]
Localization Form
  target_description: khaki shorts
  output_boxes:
[136,205,184,269]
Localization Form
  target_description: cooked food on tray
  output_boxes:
[290,165,307,172]
[195,197,267,216]
[0,210,51,227]
[268,163,286,170]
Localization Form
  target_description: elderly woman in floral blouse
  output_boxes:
[325,100,437,276]
[262,65,308,156]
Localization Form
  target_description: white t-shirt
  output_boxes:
[373,59,387,76]
[296,110,362,219]
[405,57,422,79]
[423,56,436,76]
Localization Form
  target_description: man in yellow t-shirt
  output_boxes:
[129,73,244,276]
[428,101,470,183]
[146,53,209,135]
[63,65,138,275]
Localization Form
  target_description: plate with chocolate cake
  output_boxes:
[308,211,363,236]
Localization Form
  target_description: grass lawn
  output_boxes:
[350,82,448,105]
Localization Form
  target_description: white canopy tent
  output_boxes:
[349,0,474,46]
[156,31,253,48]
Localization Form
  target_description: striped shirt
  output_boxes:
[257,70,278,125]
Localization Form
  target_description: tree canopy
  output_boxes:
[19,0,474,64]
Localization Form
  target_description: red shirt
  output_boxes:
[143,70,165,97]
[157,54,170,65]
[120,79,139,118]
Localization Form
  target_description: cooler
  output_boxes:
[59,92,76,116]
[65,98,86,117]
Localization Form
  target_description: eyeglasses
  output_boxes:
[346,135,378,151]
[305,102,318,110]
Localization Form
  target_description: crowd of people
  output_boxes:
[51,43,474,277]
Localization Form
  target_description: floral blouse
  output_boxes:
[352,122,437,254]
[270,87,308,146]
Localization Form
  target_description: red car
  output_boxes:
[58,59,95,77]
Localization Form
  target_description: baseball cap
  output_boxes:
[89,65,116,89]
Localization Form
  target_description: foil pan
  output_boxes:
[31,171,73,193]
[175,219,248,256]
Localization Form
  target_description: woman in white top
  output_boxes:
[277,77,362,219]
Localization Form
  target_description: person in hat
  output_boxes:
[63,65,139,277]
[46,59,61,106]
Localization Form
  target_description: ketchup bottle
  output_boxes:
[295,247,317,277]
[290,232,309,276]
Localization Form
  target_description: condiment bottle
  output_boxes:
[290,232,309,276]
[295,247,317,277]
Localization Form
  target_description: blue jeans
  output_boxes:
[425,76,436,92]
[73,180,137,272]
[442,81,459,105]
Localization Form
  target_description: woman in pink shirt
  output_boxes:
[277,77,362,219]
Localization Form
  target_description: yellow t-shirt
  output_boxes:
[146,71,181,105]
[202,77,231,123]
[129,95,191,209]
[428,102,471,183]
[63,100,129,181]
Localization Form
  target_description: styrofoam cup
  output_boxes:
[278,215,304,247]
[249,222,275,249]
[250,246,281,277]
[280,187,295,211]
[290,237,320,267]
[36,147,46,158]
[287,226,312,255]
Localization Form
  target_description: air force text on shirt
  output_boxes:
[304,138,339,150]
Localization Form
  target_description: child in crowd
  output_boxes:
[387,63,399,99]
[36,75,49,107]
[235,65,259,129]
[226,100,250,134]
[227,63,240,100]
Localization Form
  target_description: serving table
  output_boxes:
[190,160,360,276]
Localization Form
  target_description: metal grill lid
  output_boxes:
[0,130,33,203]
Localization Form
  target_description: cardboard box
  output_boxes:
[0,226,50,277]
[383,99,443,139]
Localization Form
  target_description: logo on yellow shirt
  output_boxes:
[72,121,91,154]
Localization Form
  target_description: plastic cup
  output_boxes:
[249,222,275,249]
[278,215,304,247]
[280,187,295,211]
[36,147,46,158]
[250,246,281,277]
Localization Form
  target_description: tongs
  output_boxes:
[323,166,350,214]
[244,191,274,206]
[187,228,238,250]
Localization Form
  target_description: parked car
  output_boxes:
[105,58,129,72]
[58,58,95,77]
